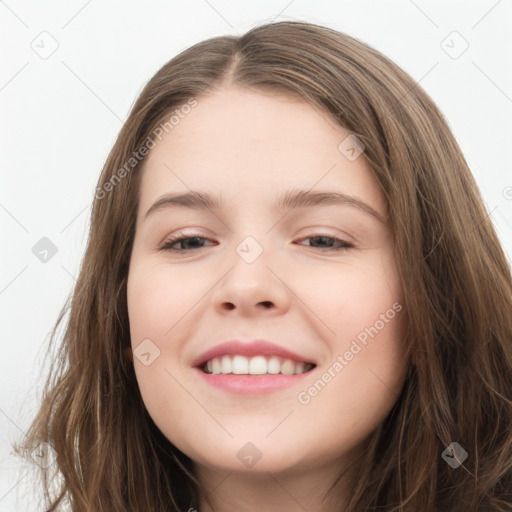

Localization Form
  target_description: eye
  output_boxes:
[160,233,215,252]
[159,233,354,253]
[295,235,354,252]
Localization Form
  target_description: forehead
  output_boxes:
[137,86,386,218]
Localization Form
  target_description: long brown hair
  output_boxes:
[13,20,512,511]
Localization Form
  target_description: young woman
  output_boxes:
[15,20,512,511]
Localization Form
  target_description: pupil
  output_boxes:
[184,237,202,249]
[314,236,331,247]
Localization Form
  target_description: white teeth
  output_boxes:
[232,355,249,374]
[221,355,232,374]
[280,360,295,375]
[267,356,281,374]
[202,355,314,375]
[248,355,267,374]
[294,362,305,374]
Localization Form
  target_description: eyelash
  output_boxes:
[159,233,354,253]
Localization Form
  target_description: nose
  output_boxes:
[211,242,291,317]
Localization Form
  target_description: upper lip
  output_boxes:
[191,340,317,368]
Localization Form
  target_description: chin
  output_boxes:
[177,436,311,474]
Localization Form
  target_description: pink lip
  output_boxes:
[191,340,316,395]
[191,339,316,368]
[193,367,312,395]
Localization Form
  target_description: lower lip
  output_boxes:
[193,367,313,394]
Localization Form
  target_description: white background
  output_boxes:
[1,0,511,509]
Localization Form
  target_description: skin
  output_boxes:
[126,85,409,512]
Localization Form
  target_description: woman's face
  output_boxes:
[127,85,408,478]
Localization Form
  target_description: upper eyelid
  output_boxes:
[162,229,352,241]
[160,232,355,249]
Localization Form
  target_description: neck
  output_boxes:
[193,453,360,512]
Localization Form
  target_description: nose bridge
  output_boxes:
[224,232,272,290]
[210,226,290,314]
[223,200,274,265]
[234,233,267,266]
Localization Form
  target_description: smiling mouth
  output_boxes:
[200,354,316,376]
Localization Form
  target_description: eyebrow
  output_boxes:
[144,189,386,224]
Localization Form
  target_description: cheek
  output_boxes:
[294,302,407,459]
[127,260,201,346]
[294,251,403,346]
[126,261,201,438]
[292,252,406,432]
